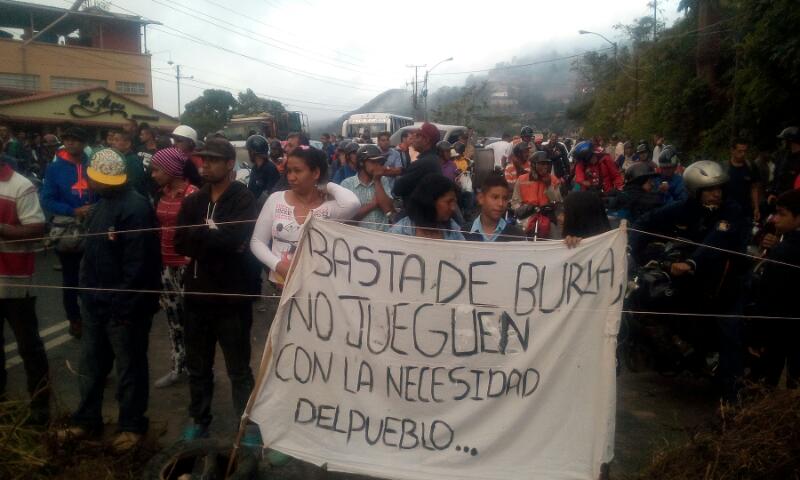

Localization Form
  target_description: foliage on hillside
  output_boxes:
[570,0,800,158]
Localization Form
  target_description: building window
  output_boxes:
[0,73,40,91]
[116,81,146,95]
[51,76,108,91]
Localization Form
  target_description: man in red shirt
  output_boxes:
[574,145,623,193]
[0,142,49,424]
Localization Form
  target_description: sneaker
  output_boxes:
[266,449,292,467]
[56,425,90,443]
[180,423,209,441]
[154,370,184,388]
[241,424,262,449]
[111,432,143,453]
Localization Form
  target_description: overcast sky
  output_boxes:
[35,0,681,127]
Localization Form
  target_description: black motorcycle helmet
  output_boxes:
[778,126,800,143]
[658,145,680,167]
[357,144,385,164]
[337,140,351,151]
[436,140,452,152]
[343,141,359,155]
[520,126,534,138]
[245,135,269,155]
[625,162,658,185]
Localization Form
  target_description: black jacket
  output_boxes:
[755,230,800,318]
[769,151,800,196]
[613,184,663,224]
[79,187,161,321]
[464,221,526,242]
[392,149,441,203]
[174,181,258,304]
[632,198,749,303]
[248,160,280,200]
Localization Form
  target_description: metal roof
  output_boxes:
[0,0,159,35]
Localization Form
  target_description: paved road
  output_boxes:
[3,252,717,477]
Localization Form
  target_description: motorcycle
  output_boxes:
[619,241,720,377]
[514,202,559,241]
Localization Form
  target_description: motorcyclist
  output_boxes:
[331,141,359,184]
[543,133,571,186]
[632,160,749,402]
[245,134,279,200]
[504,141,531,188]
[611,162,663,223]
[511,151,563,235]
[654,145,687,204]
[768,126,800,202]
[573,143,623,193]
[633,143,653,166]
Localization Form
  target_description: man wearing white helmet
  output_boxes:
[632,160,749,404]
[171,125,198,155]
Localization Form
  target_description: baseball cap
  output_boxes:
[87,148,127,186]
[61,126,88,143]
[194,137,236,160]
[415,122,440,145]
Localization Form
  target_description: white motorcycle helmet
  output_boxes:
[171,125,198,144]
[683,160,729,198]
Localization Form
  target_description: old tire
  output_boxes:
[142,439,259,480]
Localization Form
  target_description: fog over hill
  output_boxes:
[316,46,587,138]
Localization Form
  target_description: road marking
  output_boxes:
[5,332,73,368]
[4,320,69,354]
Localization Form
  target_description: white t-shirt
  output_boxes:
[250,182,360,284]
[487,140,511,168]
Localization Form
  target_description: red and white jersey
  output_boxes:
[0,163,45,298]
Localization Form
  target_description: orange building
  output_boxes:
[0,0,157,105]
[0,1,179,139]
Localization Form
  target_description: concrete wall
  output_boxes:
[0,38,152,106]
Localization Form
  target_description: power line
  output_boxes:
[430,47,615,76]
[148,25,385,93]
[150,0,372,73]
[198,0,366,65]
[102,0,391,92]
[179,77,354,112]
[168,62,358,108]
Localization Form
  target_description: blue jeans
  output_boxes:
[71,310,152,433]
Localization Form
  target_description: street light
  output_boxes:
[423,56,453,121]
[578,30,618,71]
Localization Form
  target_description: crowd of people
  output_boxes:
[0,118,798,456]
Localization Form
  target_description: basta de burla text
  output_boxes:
[266,224,623,454]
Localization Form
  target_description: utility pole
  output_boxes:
[170,63,193,119]
[406,64,426,120]
[653,0,658,41]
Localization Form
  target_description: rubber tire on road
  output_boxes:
[142,438,259,480]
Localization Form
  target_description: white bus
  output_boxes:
[342,113,414,142]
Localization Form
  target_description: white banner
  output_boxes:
[251,217,626,480]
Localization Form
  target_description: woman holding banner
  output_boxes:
[389,173,465,240]
[250,146,360,286]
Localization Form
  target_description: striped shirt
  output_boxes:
[0,163,45,298]
[156,182,198,266]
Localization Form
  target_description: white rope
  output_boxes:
[3,282,799,321]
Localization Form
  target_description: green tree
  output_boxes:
[236,89,286,116]
[180,89,238,138]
